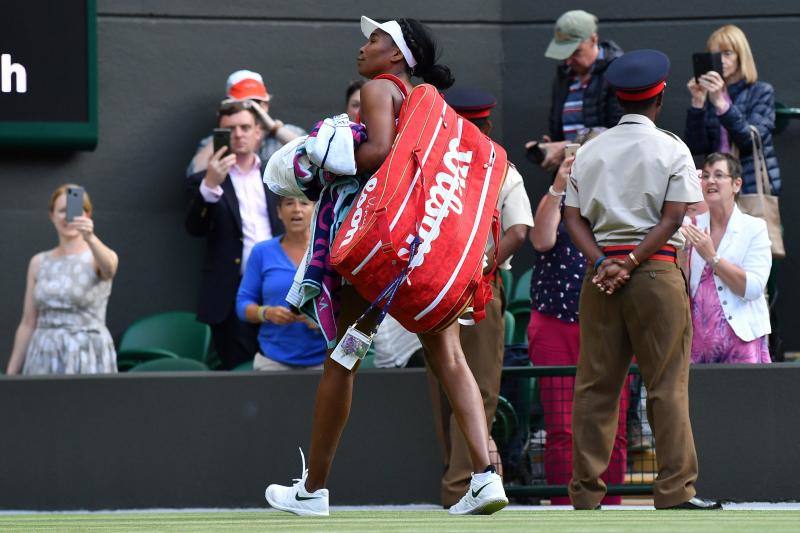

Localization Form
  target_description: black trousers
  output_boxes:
[210,310,259,370]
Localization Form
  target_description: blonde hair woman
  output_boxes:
[685,24,781,195]
[7,185,119,374]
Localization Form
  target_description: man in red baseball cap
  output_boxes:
[186,69,305,177]
[184,70,305,369]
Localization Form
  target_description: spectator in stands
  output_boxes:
[187,70,305,177]
[236,196,326,370]
[7,184,118,374]
[525,10,623,171]
[527,128,628,505]
[345,79,364,123]
[685,25,780,195]
[682,153,772,363]
[185,101,285,370]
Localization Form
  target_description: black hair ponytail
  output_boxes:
[398,18,455,90]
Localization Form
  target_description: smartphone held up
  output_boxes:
[692,52,723,82]
[564,143,580,160]
[213,128,232,156]
[66,186,85,223]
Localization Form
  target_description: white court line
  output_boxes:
[1,502,799,514]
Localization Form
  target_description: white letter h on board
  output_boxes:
[1,54,27,93]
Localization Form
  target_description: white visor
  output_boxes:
[361,15,418,69]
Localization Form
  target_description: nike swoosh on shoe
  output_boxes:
[295,493,323,501]
[471,482,493,498]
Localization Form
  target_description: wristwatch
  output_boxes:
[710,255,721,269]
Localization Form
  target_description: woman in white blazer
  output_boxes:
[682,152,771,363]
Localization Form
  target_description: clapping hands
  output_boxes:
[681,223,716,262]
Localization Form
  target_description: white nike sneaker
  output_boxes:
[265,448,329,517]
[448,471,508,515]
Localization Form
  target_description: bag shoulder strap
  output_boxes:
[373,74,409,99]
[748,125,772,195]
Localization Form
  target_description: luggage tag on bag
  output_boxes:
[330,324,373,370]
[330,236,422,370]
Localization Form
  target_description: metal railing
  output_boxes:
[494,364,654,499]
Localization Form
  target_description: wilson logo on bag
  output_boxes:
[330,81,507,333]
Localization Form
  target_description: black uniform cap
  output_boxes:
[605,49,670,101]
[442,87,497,119]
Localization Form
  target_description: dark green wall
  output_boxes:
[0,365,798,509]
[1,2,799,358]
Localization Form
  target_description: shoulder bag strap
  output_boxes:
[373,74,409,99]
[749,125,771,196]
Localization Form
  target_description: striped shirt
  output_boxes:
[561,79,587,141]
[561,47,606,140]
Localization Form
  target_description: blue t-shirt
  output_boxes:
[236,237,327,366]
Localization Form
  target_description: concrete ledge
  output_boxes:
[1,364,798,509]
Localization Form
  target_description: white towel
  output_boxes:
[262,135,309,199]
[305,114,357,176]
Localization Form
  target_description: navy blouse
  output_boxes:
[530,219,586,323]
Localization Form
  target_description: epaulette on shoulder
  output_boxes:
[656,127,681,142]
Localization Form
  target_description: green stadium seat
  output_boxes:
[499,269,513,296]
[775,101,800,134]
[119,311,212,365]
[491,395,519,446]
[232,359,254,372]
[128,357,209,372]
[512,310,530,345]
[205,351,223,371]
[510,268,532,305]
[504,311,515,346]
[506,300,531,345]
[117,347,179,372]
[359,345,377,369]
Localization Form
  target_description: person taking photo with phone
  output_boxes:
[685,24,781,195]
[187,70,305,177]
[7,185,119,375]
[185,100,285,370]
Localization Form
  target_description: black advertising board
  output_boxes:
[0,0,97,149]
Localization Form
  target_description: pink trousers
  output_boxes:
[528,310,629,505]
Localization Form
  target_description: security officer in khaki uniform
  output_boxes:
[428,87,534,508]
[563,50,721,510]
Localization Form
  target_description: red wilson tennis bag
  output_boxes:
[330,81,508,333]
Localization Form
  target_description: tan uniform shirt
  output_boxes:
[565,114,702,248]
[490,163,534,270]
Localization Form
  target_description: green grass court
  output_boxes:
[0,509,798,532]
